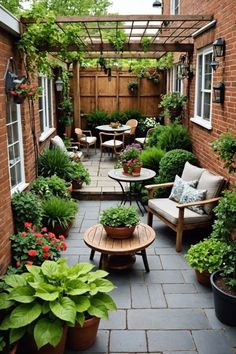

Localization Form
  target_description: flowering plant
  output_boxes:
[9,82,42,100]
[10,222,67,273]
[63,132,73,147]
[144,117,158,128]
[118,143,142,164]
[126,158,143,174]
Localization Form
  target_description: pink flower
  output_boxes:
[37,239,42,245]
[43,252,50,259]
[21,231,27,237]
[42,245,49,253]
[16,261,21,267]
[41,227,47,232]
[24,222,32,228]
[48,232,55,238]
[59,235,65,241]
[61,242,67,251]
[28,249,37,257]
[27,261,33,266]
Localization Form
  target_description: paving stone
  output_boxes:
[100,310,126,329]
[155,247,178,255]
[111,284,131,309]
[131,284,151,308]
[67,231,84,240]
[144,270,185,284]
[128,309,210,329]
[110,330,147,352]
[163,351,197,354]
[148,283,167,308]
[160,255,190,270]
[165,293,213,308]
[192,329,235,354]
[163,284,197,294]
[65,330,109,354]
[147,330,194,351]
[63,255,79,265]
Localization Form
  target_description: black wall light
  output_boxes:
[210,57,219,71]
[153,0,162,7]
[179,54,193,79]
[55,77,63,92]
[213,38,225,58]
[213,82,224,104]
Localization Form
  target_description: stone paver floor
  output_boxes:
[64,200,236,354]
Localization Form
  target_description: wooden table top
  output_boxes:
[83,223,156,255]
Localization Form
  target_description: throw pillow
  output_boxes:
[179,185,207,215]
[169,175,198,203]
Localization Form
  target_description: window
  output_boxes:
[166,64,183,94]
[170,0,180,15]
[193,46,213,128]
[6,98,25,192]
[39,76,54,140]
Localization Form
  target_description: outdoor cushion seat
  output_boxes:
[135,128,155,147]
[75,128,97,155]
[51,135,83,160]
[99,131,125,158]
[146,161,227,252]
[148,198,212,225]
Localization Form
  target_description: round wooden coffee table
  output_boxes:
[83,223,156,272]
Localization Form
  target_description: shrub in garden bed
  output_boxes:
[29,175,71,199]
[140,147,165,173]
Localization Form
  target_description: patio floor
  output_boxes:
[65,151,236,354]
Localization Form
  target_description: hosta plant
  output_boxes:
[100,205,139,228]
[0,259,116,350]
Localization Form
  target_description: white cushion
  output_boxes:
[102,140,123,147]
[169,175,198,203]
[179,185,207,215]
[148,198,211,225]
[80,137,97,144]
[51,136,67,153]
[135,137,145,145]
[67,151,83,160]
[197,170,225,214]
[181,161,205,182]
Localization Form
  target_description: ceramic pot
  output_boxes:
[66,182,73,193]
[66,317,100,351]
[195,270,211,286]
[18,326,67,354]
[132,165,142,176]
[210,270,236,326]
[51,221,73,237]
[103,224,136,239]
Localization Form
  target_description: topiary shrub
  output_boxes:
[155,149,198,197]
[140,147,165,173]
[157,123,192,151]
[148,123,192,151]
[12,191,43,231]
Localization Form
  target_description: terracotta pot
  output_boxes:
[195,270,211,286]
[103,224,136,239]
[51,221,73,238]
[10,344,18,354]
[18,326,67,354]
[72,179,83,190]
[122,164,131,175]
[66,182,73,193]
[66,317,100,351]
[132,165,142,176]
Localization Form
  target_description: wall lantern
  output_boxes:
[179,54,193,79]
[210,57,219,71]
[55,77,63,92]
[213,82,224,103]
[213,38,225,58]
[153,0,162,7]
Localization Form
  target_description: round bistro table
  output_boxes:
[83,223,156,272]
[96,124,131,133]
[108,168,156,215]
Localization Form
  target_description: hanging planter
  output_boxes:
[128,81,138,96]
[13,94,25,104]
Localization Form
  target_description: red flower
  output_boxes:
[61,242,67,251]
[42,245,49,253]
[27,261,33,266]
[37,239,42,245]
[43,252,50,259]
[28,249,37,257]
[24,222,32,228]
[21,231,27,237]
[56,245,60,251]
[59,235,65,241]
[34,232,42,237]
[41,227,47,232]
[16,261,21,267]
[48,232,55,238]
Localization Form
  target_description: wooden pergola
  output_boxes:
[21,14,214,58]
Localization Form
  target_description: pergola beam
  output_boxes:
[83,52,163,59]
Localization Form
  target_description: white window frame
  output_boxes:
[191,45,213,130]
[166,65,183,94]
[6,100,26,193]
[39,76,55,142]
[170,0,180,15]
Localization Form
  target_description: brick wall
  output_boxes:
[164,0,236,182]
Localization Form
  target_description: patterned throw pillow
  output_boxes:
[179,185,207,215]
[169,175,198,203]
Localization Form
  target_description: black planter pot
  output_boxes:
[210,270,236,326]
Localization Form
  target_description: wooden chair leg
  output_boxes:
[176,228,183,252]
[147,210,153,227]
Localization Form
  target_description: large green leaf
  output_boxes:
[9,303,41,328]
[0,293,14,310]
[10,327,26,344]
[26,264,41,276]
[35,284,60,301]
[88,299,108,319]
[87,270,108,282]
[65,279,90,295]
[91,279,116,294]
[68,263,94,279]
[9,286,35,303]
[3,275,26,288]
[50,297,76,324]
[34,318,63,349]
[0,314,11,330]
[75,312,85,327]
[41,261,59,277]
[73,296,90,313]
[93,293,117,311]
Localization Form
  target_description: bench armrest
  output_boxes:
[145,182,174,199]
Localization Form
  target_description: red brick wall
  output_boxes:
[0,28,54,273]
[164,0,236,182]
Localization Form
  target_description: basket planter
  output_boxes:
[103,224,136,239]
[195,270,211,286]
[129,87,138,96]
[210,270,236,326]
[66,317,100,351]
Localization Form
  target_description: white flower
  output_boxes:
[144,117,157,128]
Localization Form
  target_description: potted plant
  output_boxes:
[185,238,229,286]
[10,222,67,273]
[118,143,142,175]
[42,197,78,237]
[68,161,91,189]
[128,81,138,96]
[0,259,116,353]
[30,176,71,200]
[159,92,188,122]
[99,205,140,239]
[211,131,236,173]
[9,81,42,104]
[126,159,143,176]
